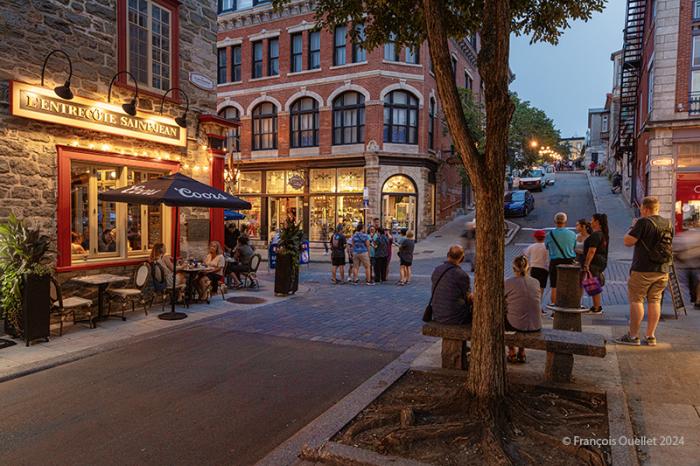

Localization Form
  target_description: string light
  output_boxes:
[70,140,79,147]
[88,143,95,149]
[101,144,111,152]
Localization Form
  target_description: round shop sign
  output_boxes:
[288,174,305,190]
[189,72,215,91]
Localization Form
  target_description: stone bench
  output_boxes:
[422,322,607,383]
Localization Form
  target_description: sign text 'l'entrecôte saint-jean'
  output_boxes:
[10,81,186,147]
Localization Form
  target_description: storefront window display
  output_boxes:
[310,169,336,193]
[677,144,700,169]
[266,170,286,193]
[240,196,261,238]
[338,195,365,234]
[236,171,262,194]
[382,175,417,234]
[675,173,700,232]
[310,195,336,241]
[337,168,364,192]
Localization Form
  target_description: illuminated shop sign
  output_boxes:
[10,81,186,147]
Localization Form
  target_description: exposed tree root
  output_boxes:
[529,430,607,466]
[339,411,399,443]
[380,421,477,451]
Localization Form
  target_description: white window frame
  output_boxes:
[126,0,173,93]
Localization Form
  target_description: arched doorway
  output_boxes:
[382,175,417,235]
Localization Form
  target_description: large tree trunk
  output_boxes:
[423,0,513,408]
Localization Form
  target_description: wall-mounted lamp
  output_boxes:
[40,50,74,100]
[159,87,190,128]
[108,71,139,116]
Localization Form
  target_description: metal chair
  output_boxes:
[151,261,187,311]
[49,277,94,336]
[241,254,262,289]
[107,262,152,320]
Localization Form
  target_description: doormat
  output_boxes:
[226,296,267,305]
[0,338,17,349]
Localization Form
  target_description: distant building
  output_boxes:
[616,0,700,231]
[560,137,586,164]
[584,107,610,169]
[608,50,627,197]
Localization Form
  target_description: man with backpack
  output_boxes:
[616,196,673,347]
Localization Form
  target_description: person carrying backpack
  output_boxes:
[330,224,346,284]
[616,196,673,347]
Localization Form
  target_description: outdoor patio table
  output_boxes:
[177,266,214,305]
[71,274,130,320]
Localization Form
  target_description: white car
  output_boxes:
[514,168,546,192]
[543,165,556,185]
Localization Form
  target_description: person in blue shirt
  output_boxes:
[351,224,373,285]
[544,212,577,304]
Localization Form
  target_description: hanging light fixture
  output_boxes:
[40,50,74,100]
[107,71,139,116]
[158,87,190,128]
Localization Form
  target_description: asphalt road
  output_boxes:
[0,327,397,465]
[510,171,596,244]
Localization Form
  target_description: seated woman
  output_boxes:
[149,243,185,291]
[504,255,542,363]
[228,236,254,288]
[198,241,225,299]
[71,232,87,255]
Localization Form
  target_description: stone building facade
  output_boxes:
[0,0,226,284]
[622,0,700,230]
[216,0,480,244]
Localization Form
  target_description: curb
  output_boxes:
[504,219,520,246]
[586,171,604,214]
[255,339,434,466]
[0,284,308,384]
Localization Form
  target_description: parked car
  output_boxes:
[504,190,535,217]
[514,168,546,191]
[543,165,556,185]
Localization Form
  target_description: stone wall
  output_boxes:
[0,0,220,270]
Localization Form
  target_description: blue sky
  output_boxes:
[509,0,626,138]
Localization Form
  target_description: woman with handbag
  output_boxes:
[582,213,609,314]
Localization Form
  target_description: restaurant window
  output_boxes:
[235,171,262,194]
[352,24,366,63]
[405,46,419,64]
[290,97,319,148]
[332,91,365,145]
[310,169,337,193]
[239,196,261,238]
[126,0,174,91]
[217,48,227,84]
[268,37,279,76]
[309,31,321,69]
[383,90,419,144]
[252,40,263,78]
[334,25,347,66]
[231,45,241,82]
[428,98,435,150]
[384,33,399,61]
[252,102,277,150]
[69,161,167,261]
[218,106,240,152]
[337,167,364,192]
[291,33,303,72]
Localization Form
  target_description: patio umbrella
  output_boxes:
[224,210,245,221]
[99,173,250,320]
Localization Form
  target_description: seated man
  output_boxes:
[228,235,255,288]
[431,245,472,325]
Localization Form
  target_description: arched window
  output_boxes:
[332,91,365,145]
[290,97,319,148]
[428,98,435,150]
[252,102,277,150]
[218,106,240,152]
[383,90,419,144]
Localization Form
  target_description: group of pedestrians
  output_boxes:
[329,218,415,286]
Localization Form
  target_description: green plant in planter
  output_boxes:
[0,214,53,334]
[277,217,304,273]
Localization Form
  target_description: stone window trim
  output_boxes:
[56,146,179,271]
[117,0,181,103]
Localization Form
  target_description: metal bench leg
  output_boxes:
[441,339,468,370]
[545,352,574,383]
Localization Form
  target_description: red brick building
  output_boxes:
[617,0,700,232]
[216,0,480,245]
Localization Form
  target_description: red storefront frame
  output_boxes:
[56,146,180,271]
[675,172,700,232]
[209,152,226,248]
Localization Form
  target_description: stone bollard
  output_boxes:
[545,264,583,383]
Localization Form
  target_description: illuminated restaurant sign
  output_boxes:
[10,81,186,147]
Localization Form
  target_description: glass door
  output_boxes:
[382,194,416,234]
[269,197,303,239]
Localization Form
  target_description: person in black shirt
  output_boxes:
[431,245,472,324]
[582,213,609,314]
[330,224,347,284]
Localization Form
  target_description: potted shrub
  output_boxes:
[274,218,303,296]
[0,214,53,345]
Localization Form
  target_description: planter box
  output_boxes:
[274,253,299,295]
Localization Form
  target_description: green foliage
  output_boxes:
[0,214,52,332]
[508,93,561,168]
[277,217,304,273]
[272,0,606,50]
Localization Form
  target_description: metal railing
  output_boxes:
[689,92,700,115]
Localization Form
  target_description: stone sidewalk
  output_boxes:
[587,173,700,466]
[0,280,297,382]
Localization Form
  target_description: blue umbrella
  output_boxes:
[224,210,245,221]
